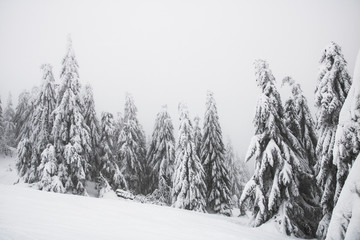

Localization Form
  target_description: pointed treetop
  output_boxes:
[41,64,55,83]
[320,42,343,63]
[254,59,276,89]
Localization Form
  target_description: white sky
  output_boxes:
[1,0,360,168]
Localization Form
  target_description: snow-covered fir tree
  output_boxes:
[82,84,101,179]
[326,49,360,240]
[31,64,57,153]
[98,112,127,195]
[3,93,16,148]
[0,96,7,155]
[13,90,32,144]
[172,103,207,212]
[332,49,360,205]
[282,76,317,167]
[193,116,202,159]
[314,42,352,239]
[22,64,57,185]
[225,139,249,208]
[37,144,65,193]
[282,76,320,209]
[325,154,360,240]
[200,91,232,216]
[240,60,319,238]
[147,105,175,204]
[117,93,146,194]
[113,112,124,143]
[52,37,91,195]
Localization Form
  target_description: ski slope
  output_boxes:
[0,155,296,240]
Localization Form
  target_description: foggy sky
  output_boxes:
[1,0,360,169]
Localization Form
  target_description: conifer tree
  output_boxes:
[225,140,249,207]
[172,103,207,212]
[13,90,32,144]
[3,93,16,148]
[240,60,319,238]
[37,144,65,193]
[332,49,360,205]
[282,77,317,167]
[314,42,352,239]
[82,84,101,179]
[147,105,175,203]
[193,116,202,159]
[23,64,58,184]
[282,77,320,205]
[117,93,146,194]
[201,91,232,216]
[326,49,360,240]
[52,37,91,195]
[0,96,6,155]
[99,112,127,194]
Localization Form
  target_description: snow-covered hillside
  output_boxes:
[0,155,297,240]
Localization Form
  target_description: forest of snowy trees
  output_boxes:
[0,38,359,240]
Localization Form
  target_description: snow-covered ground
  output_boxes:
[0,155,298,240]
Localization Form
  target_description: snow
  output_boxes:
[0,155,300,240]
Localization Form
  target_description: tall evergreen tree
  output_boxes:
[201,91,232,216]
[13,90,32,144]
[3,93,16,148]
[52,37,91,195]
[117,93,146,194]
[282,76,320,208]
[0,96,6,155]
[240,60,319,238]
[26,64,57,184]
[82,84,101,179]
[332,49,360,205]
[326,49,360,240]
[314,42,352,239]
[225,140,249,207]
[282,76,317,167]
[99,112,127,195]
[193,116,202,159]
[172,103,207,212]
[147,105,175,203]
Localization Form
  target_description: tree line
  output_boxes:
[0,38,358,240]
[0,37,249,215]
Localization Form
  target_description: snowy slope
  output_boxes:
[0,156,298,240]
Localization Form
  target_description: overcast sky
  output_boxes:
[1,0,360,169]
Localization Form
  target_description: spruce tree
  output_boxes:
[147,105,175,204]
[13,90,32,145]
[225,140,249,207]
[117,93,146,194]
[240,60,318,238]
[282,76,320,206]
[332,50,360,205]
[82,84,101,179]
[172,103,207,212]
[3,93,16,149]
[31,64,57,153]
[282,76,317,167]
[326,49,360,240]
[193,116,202,159]
[24,64,57,185]
[0,96,6,155]
[37,144,65,193]
[99,112,127,195]
[201,91,232,216]
[52,37,91,195]
[314,42,352,239]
